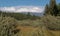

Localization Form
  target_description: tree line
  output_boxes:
[0,11,40,20]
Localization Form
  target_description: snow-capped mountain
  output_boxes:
[0,6,44,16]
[0,6,44,13]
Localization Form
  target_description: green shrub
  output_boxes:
[0,16,18,36]
[40,15,60,30]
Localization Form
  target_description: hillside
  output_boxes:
[0,15,60,36]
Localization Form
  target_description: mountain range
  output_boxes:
[0,6,44,16]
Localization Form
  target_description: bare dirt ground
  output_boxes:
[16,26,60,36]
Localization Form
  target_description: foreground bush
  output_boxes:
[0,16,18,36]
[40,15,60,30]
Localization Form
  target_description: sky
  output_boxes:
[0,0,60,12]
[0,0,60,7]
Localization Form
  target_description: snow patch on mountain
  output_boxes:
[0,6,44,13]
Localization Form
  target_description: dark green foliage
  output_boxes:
[49,0,58,16]
[26,12,32,19]
[0,11,40,20]
[45,0,59,16]
[57,3,60,16]
[0,12,27,20]
[44,4,50,15]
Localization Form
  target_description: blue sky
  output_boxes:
[0,0,60,7]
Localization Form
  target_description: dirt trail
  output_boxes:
[16,26,60,36]
[16,26,39,32]
[50,30,60,36]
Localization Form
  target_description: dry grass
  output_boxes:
[49,30,60,36]
[15,26,60,36]
[0,15,60,36]
[15,15,60,36]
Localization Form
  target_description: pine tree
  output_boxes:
[58,3,60,16]
[27,12,31,19]
[49,0,59,16]
[44,4,50,15]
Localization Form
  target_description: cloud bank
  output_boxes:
[0,6,44,13]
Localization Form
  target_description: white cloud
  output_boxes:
[0,6,44,13]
